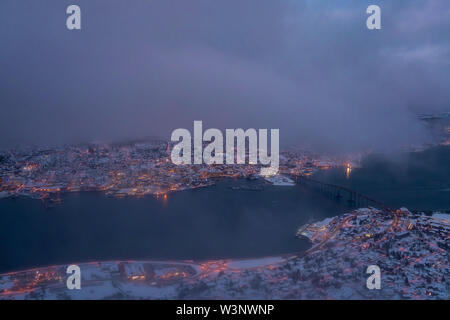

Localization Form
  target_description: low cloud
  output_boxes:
[0,0,449,152]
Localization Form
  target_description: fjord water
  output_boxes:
[3,147,446,273]
[0,179,346,273]
[313,146,450,211]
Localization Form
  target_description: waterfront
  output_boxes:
[2,207,448,300]
[0,178,346,273]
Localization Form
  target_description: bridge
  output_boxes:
[290,174,392,212]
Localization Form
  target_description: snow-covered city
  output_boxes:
[1,0,450,306]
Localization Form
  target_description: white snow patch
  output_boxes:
[432,212,450,221]
[227,257,285,269]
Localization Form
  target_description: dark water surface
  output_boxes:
[0,179,346,273]
[313,146,450,211]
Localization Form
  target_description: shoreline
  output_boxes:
[1,208,448,299]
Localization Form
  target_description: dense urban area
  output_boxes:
[1,113,448,201]
[0,139,359,201]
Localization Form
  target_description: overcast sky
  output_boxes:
[0,0,449,152]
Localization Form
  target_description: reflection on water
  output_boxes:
[345,164,352,180]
